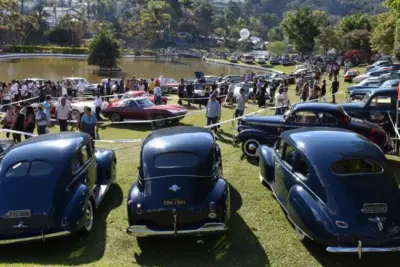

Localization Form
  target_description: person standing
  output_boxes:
[1,106,14,138]
[78,79,86,95]
[330,77,339,103]
[274,88,284,115]
[24,106,36,139]
[56,97,71,132]
[36,105,48,135]
[119,78,125,94]
[153,81,162,105]
[80,107,97,142]
[11,106,25,143]
[178,79,185,105]
[235,88,246,118]
[94,94,103,120]
[186,81,194,106]
[206,94,221,133]
[148,78,155,94]
[2,86,11,112]
[159,75,166,93]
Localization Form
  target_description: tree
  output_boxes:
[315,26,339,55]
[267,41,287,56]
[87,29,121,68]
[371,12,396,54]
[267,27,284,41]
[282,7,320,54]
[385,0,400,59]
[192,0,214,35]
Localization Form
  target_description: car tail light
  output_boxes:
[136,204,143,215]
[368,129,376,142]
[210,202,215,212]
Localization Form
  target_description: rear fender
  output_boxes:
[287,185,337,246]
[127,182,144,225]
[258,145,275,183]
[62,183,90,232]
[95,149,116,184]
[237,128,277,144]
[208,178,230,222]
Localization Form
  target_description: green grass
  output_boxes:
[0,67,399,267]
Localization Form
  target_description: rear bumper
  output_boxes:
[126,222,227,236]
[327,246,400,253]
[0,231,71,245]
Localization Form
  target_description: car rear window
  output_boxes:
[154,152,198,168]
[331,159,383,175]
[5,161,53,178]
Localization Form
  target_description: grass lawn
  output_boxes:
[0,66,399,267]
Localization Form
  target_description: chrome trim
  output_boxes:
[327,246,400,253]
[126,223,227,236]
[0,231,71,244]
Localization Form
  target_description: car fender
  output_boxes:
[62,183,90,232]
[237,128,277,144]
[208,178,230,223]
[127,182,145,225]
[287,185,337,246]
[258,145,275,183]
[95,149,116,184]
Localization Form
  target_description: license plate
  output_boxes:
[163,199,186,206]
[6,210,31,218]
[362,203,387,214]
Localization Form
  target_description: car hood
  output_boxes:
[148,104,187,112]
[241,115,285,126]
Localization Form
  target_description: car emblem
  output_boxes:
[369,217,386,231]
[169,185,181,192]
[13,221,28,228]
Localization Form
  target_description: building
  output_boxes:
[208,0,245,9]
[42,3,87,27]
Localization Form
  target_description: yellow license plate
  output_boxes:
[164,199,186,205]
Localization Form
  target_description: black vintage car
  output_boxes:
[234,102,392,157]
[126,126,230,236]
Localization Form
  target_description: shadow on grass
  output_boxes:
[133,185,269,267]
[0,184,123,265]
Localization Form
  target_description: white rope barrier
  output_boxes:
[0,96,39,108]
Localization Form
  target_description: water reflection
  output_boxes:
[0,58,255,82]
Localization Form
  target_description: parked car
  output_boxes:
[229,56,238,63]
[344,69,360,82]
[204,75,220,84]
[120,90,168,105]
[366,60,392,71]
[258,127,400,258]
[23,78,47,84]
[353,67,393,83]
[0,132,116,244]
[242,54,254,64]
[234,102,392,157]
[269,57,281,65]
[102,97,188,127]
[165,78,179,94]
[61,77,98,95]
[346,77,382,93]
[126,126,230,236]
[256,56,266,64]
[281,57,294,66]
[26,100,58,118]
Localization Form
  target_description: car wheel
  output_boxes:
[161,100,167,105]
[111,113,122,122]
[242,139,260,158]
[83,200,94,234]
[72,110,81,121]
[153,116,166,127]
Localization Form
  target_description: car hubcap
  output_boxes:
[111,114,120,122]
[85,201,93,232]
[244,139,260,157]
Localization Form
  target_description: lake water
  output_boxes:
[0,57,257,83]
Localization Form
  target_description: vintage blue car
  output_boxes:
[0,132,116,244]
[259,128,400,258]
[126,126,230,236]
[234,102,391,157]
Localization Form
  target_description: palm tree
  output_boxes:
[140,0,171,28]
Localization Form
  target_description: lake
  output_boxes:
[0,57,258,83]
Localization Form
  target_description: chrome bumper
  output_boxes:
[126,223,227,236]
[0,231,71,245]
[327,246,400,253]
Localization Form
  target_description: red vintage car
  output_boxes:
[102,97,188,127]
[344,69,360,82]
[111,90,168,105]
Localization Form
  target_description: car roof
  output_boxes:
[282,128,385,166]
[370,88,397,96]
[292,102,344,113]
[2,132,89,166]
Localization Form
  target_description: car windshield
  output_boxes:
[360,93,372,106]
[135,98,153,108]
[332,159,383,175]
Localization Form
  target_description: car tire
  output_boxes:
[111,113,122,122]
[81,200,94,234]
[153,115,166,127]
[161,100,167,105]
[242,139,260,158]
[72,110,81,121]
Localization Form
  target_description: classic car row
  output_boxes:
[0,127,230,243]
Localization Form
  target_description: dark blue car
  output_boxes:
[0,132,116,244]
[234,102,391,157]
[126,126,230,237]
[259,128,400,258]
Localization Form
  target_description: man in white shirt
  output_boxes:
[153,81,162,105]
[159,75,166,93]
[78,79,86,95]
[138,80,145,91]
[274,88,284,115]
[225,82,236,106]
[11,82,19,101]
[56,97,71,132]
[94,94,103,120]
[21,82,28,99]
